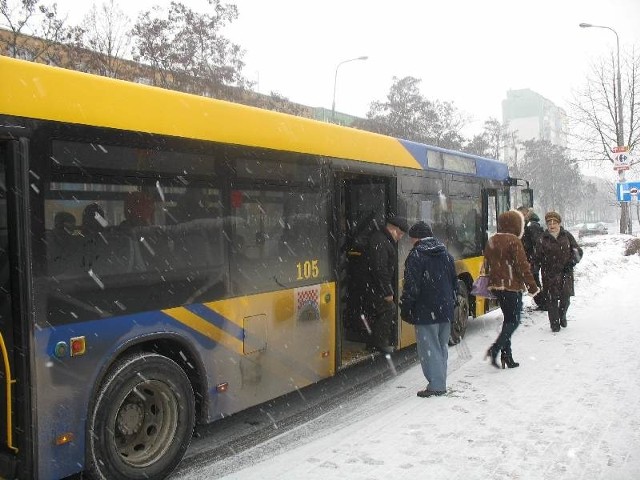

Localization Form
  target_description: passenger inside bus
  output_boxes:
[53,211,76,238]
[81,203,106,235]
[120,191,154,227]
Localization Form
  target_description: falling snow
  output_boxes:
[179,233,640,480]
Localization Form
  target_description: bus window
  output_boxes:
[449,198,483,258]
[406,193,481,258]
[43,179,227,324]
[0,154,10,333]
[487,193,498,237]
[229,188,328,294]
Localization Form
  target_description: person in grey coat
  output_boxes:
[400,221,457,398]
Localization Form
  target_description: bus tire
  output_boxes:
[449,281,469,346]
[86,352,195,480]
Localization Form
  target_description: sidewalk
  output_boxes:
[191,235,640,480]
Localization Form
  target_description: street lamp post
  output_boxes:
[331,56,368,123]
[579,22,631,234]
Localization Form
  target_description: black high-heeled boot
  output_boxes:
[485,347,500,369]
[500,351,520,369]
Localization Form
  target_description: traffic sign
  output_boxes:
[614,152,631,171]
[616,181,640,201]
[612,146,629,153]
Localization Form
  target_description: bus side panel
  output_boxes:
[32,284,335,480]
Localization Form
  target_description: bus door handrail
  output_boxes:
[0,333,18,453]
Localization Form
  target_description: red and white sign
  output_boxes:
[614,152,631,171]
[612,146,629,153]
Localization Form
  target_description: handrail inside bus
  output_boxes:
[0,333,18,453]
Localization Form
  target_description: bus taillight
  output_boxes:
[70,336,86,357]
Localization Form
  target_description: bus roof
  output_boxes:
[1,56,508,181]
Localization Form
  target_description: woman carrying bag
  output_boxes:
[484,210,540,369]
[535,211,583,332]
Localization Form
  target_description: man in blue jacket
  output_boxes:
[400,221,458,398]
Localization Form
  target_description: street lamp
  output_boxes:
[331,56,368,123]
[579,22,630,233]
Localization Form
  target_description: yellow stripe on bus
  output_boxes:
[163,306,244,354]
[1,57,421,170]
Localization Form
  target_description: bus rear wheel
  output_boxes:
[87,352,195,480]
[449,281,469,345]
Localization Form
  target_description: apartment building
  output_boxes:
[502,88,567,165]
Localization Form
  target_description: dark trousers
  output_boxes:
[547,292,570,328]
[530,263,546,308]
[491,291,522,354]
[366,296,395,348]
[531,263,542,289]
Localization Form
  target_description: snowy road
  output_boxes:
[176,234,640,480]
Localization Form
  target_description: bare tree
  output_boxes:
[0,0,71,63]
[73,0,132,78]
[515,139,584,219]
[430,100,468,150]
[355,76,468,147]
[465,118,507,160]
[243,91,312,117]
[132,0,250,96]
[569,49,640,233]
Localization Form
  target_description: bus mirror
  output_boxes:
[521,189,533,209]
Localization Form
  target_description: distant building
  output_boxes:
[502,88,567,165]
[312,107,361,126]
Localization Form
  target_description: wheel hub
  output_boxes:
[116,402,144,436]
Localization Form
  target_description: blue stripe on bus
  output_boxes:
[475,157,509,181]
[41,309,221,357]
[398,139,429,169]
[184,303,245,340]
[399,138,510,181]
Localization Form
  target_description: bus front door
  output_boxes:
[0,140,32,478]
[336,175,391,368]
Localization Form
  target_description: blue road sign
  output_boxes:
[616,181,640,202]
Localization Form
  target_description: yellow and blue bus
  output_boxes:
[0,56,531,480]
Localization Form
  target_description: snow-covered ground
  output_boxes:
[187,233,640,480]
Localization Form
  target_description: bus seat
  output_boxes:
[172,229,214,268]
[167,220,224,271]
[46,232,85,277]
[129,226,173,272]
[83,231,136,276]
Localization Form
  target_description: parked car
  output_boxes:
[578,222,608,238]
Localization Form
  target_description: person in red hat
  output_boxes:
[121,191,155,227]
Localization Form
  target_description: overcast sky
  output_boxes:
[56,0,640,136]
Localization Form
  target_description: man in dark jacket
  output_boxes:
[364,215,408,353]
[400,221,457,398]
[522,210,545,309]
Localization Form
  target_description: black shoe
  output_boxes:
[560,317,567,328]
[417,389,446,398]
[485,347,500,369]
[551,323,560,333]
[500,351,520,369]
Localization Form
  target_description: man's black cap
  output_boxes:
[408,221,433,238]
[387,215,409,233]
